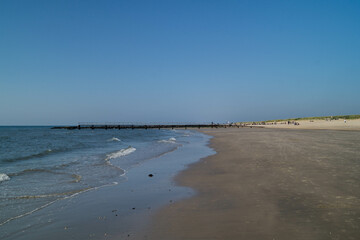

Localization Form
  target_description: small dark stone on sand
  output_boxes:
[115,214,118,216]
[132,207,135,210]
[148,174,153,177]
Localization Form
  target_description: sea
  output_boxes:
[0,126,214,239]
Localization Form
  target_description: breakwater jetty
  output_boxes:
[51,122,255,130]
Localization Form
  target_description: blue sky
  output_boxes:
[1,0,359,125]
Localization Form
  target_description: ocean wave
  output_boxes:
[108,137,121,142]
[8,169,81,183]
[2,148,62,163]
[104,147,135,173]
[4,188,91,200]
[71,174,82,183]
[158,137,176,143]
[53,161,79,169]
[9,168,62,176]
[0,173,10,182]
[105,147,136,161]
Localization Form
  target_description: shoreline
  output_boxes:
[145,128,360,239]
[0,129,214,240]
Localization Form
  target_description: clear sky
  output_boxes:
[1,0,359,125]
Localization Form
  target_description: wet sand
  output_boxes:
[146,128,360,240]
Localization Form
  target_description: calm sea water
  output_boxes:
[0,127,209,238]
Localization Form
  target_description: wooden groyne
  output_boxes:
[51,123,256,130]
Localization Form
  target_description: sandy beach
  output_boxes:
[252,118,360,131]
[145,128,360,240]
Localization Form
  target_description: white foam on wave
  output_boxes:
[0,173,10,182]
[105,147,136,161]
[158,137,176,143]
[108,137,121,142]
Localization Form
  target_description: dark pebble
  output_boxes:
[148,174,153,177]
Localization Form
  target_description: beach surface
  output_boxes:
[253,118,360,131]
[145,128,360,240]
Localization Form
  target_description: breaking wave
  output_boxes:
[0,173,10,182]
[104,147,136,173]
[158,137,177,143]
[105,147,136,161]
[108,137,121,142]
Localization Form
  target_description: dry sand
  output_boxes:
[145,128,360,240]
[255,118,360,131]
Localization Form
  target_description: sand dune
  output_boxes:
[254,119,360,131]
